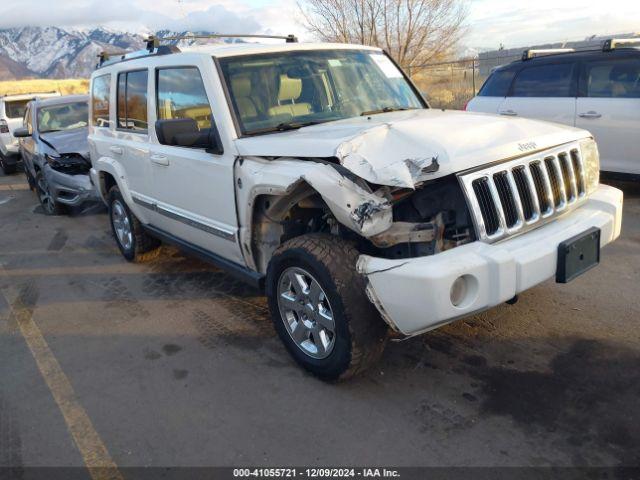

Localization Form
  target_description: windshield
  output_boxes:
[218,49,425,135]
[37,101,88,133]
[5,100,30,119]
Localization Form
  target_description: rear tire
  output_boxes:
[266,234,388,381]
[35,171,66,215]
[107,185,161,262]
[0,154,17,175]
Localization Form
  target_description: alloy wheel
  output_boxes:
[111,199,133,251]
[36,174,55,214]
[277,266,336,359]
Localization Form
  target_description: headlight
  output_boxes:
[579,138,600,194]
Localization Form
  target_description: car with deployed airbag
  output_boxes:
[15,95,98,214]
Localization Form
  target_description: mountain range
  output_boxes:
[0,27,231,81]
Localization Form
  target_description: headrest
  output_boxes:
[231,75,252,97]
[278,75,302,102]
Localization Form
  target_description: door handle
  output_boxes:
[499,109,518,116]
[578,111,602,119]
[150,154,169,166]
[109,146,123,155]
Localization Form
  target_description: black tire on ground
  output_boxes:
[266,234,388,381]
[0,154,17,175]
[35,170,66,215]
[107,185,161,262]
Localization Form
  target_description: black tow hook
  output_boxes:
[506,295,519,305]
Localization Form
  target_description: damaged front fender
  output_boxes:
[235,156,394,272]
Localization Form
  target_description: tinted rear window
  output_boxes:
[586,58,640,98]
[511,63,575,97]
[478,69,515,97]
[5,100,30,119]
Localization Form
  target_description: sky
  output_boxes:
[0,0,638,51]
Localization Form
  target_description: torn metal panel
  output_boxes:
[235,156,393,272]
[369,221,437,248]
[335,123,441,188]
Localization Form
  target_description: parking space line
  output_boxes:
[5,290,124,480]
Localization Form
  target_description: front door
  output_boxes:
[575,56,640,175]
[147,65,243,264]
[498,61,577,125]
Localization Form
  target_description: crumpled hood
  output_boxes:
[39,127,90,159]
[234,109,590,188]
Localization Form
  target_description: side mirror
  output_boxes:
[155,118,223,154]
[13,127,31,138]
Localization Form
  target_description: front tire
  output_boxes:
[35,171,66,215]
[107,186,161,262]
[266,234,388,381]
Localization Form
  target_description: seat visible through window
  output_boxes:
[268,75,313,118]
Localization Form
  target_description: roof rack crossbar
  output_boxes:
[96,45,180,69]
[144,33,298,51]
[603,38,640,51]
[522,48,575,61]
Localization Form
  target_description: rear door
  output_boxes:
[113,69,153,202]
[575,55,640,175]
[498,60,578,125]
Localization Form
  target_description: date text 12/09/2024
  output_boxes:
[233,468,400,478]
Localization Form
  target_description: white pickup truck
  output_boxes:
[88,36,623,380]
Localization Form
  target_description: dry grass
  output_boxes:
[0,78,89,96]
[412,65,487,110]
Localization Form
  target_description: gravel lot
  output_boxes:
[1,170,639,474]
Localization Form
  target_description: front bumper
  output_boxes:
[357,184,623,336]
[44,166,100,207]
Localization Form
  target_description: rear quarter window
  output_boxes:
[585,57,640,98]
[478,68,516,97]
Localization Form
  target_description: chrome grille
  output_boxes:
[459,143,588,242]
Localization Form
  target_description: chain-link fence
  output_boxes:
[406,58,487,111]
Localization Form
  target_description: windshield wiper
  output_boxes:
[274,120,324,131]
[360,106,413,116]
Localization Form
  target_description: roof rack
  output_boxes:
[96,33,299,69]
[144,33,298,51]
[522,48,575,61]
[97,45,180,69]
[603,38,640,51]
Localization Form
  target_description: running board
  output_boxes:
[143,224,264,290]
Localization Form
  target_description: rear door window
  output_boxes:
[511,63,576,97]
[5,100,30,119]
[478,68,516,97]
[117,70,149,132]
[585,58,640,98]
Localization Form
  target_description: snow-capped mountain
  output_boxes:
[0,27,232,80]
[0,27,144,79]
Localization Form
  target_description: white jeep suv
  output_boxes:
[88,36,623,380]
